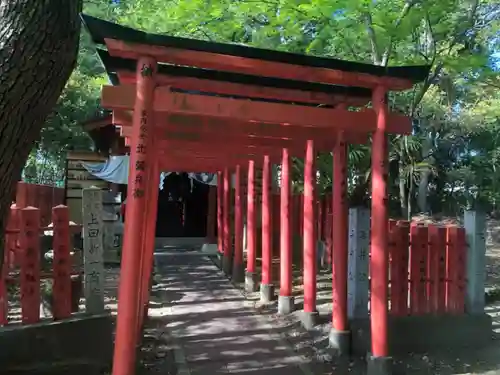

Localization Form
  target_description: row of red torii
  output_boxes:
[81,13,431,375]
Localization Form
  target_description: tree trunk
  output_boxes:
[0,0,83,270]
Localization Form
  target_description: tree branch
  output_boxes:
[381,0,417,66]
[364,12,381,65]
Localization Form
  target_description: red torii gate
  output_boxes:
[82,14,430,375]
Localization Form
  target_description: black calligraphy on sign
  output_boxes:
[135,175,143,185]
[88,213,98,226]
[89,242,100,254]
[88,228,100,238]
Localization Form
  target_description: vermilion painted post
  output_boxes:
[278,148,294,314]
[409,224,428,314]
[138,161,160,335]
[428,225,446,313]
[20,207,41,324]
[330,133,349,350]
[222,168,231,274]
[7,204,20,270]
[437,226,447,313]
[302,140,317,329]
[446,226,466,313]
[207,186,217,241]
[0,206,16,325]
[52,205,72,320]
[112,56,157,375]
[260,155,274,302]
[369,86,389,360]
[232,165,244,282]
[245,161,257,292]
[217,171,223,253]
[389,222,410,316]
[15,181,28,209]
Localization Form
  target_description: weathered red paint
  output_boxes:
[369,86,389,358]
[112,56,157,375]
[52,205,72,320]
[217,172,223,253]
[427,224,446,313]
[446,226,466,314]
[388,221,410,316]
[138,160,161,335]
[409,224,428,314]
[233,165,243,270]
[246,161,256,274]
[20,207,41,324]
[280,148,292,297]
[303,140,317,314]
[331,134,348,331]
[261,155,272,286]
[223,169,231,262]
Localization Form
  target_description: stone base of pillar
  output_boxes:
[231,263,245,283]
[328,328,351,356]
[245,272,258,292]
[301,311,319,330]
[260,283,275,303]
[222,254,232,275]
[366,354,392,375]
[277,295,295,315]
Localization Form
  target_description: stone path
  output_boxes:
[150,249,315,375]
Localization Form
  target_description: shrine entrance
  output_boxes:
[81,13,430,375]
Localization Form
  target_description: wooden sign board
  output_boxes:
[65,151,109,223]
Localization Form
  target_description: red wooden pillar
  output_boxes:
[222,168,232,274]
[15,181,28,209]
[112,57,157,375]
[330,133,350,352]
[368,86,390,367]
[52,205,72,320]
[260,155,274,302]
[302,140,317,329]
[19,207,41,324]
[217,171,223,253]
[206,186,217,242]
[138,160,160,334]
[232,165,244,281]
[278,148,294,314]
[245,160,257,292]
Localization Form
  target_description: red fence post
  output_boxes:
[52,205,72,320]
[428,225,446,313]
[409,224,428,315]
[389,221,410,316]
[15,181,29,209]
[446,226,466,313]
[19,207,41,324]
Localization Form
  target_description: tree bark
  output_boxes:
[0,0,83,269]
